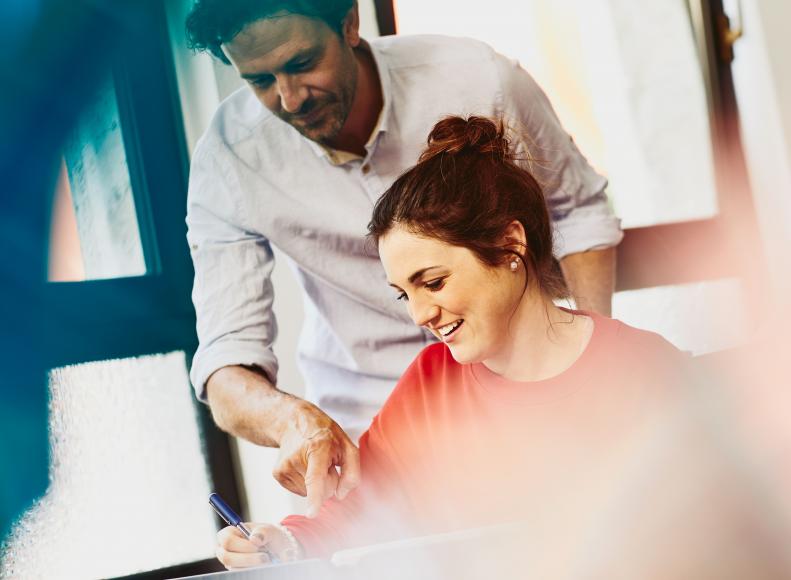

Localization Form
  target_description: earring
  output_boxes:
[510,259,519,272]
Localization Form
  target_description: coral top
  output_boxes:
[282,312,688,558]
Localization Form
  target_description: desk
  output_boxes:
[176,523,527,580]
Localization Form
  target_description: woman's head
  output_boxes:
[369,115,567,363]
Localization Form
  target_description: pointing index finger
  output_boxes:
[337,442,360,499]
[304,445,332,518]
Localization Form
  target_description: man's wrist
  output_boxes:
[207,365,299,447]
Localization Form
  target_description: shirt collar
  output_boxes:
[306,39,392,166]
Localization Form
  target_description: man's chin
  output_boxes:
[296,119,344,146]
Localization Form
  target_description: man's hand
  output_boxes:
[206,365,361,517]
[274,399,360,517]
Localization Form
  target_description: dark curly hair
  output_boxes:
[186,0,356,65]
[369,115,568,300]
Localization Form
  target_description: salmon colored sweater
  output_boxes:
[282,312,687,558]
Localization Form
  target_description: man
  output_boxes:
[185,0,622,518]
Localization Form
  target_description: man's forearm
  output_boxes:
[559,247,617,317]
[206,364,362,509]
[206,365,298,447]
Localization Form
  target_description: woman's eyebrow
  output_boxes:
[408,266,442,284]
[387,266,442,290]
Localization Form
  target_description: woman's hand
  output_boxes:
[215,523,301,569]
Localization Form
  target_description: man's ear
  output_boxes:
[343,3,361,47]
[502,220,527,255]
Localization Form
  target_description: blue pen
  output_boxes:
[209,493,280,564]
[209,493,252,538]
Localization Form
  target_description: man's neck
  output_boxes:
[326,44,383,157]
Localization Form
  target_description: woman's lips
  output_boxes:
[441,320,464,343]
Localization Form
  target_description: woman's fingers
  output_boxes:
[216,525,272,570]
[249,524,300,562]
[216,525,260,553]
[215,546,271,569]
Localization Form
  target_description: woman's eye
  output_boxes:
[425,278,445,292]
[396,292,408,302]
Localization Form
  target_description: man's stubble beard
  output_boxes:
[281,50,358,146]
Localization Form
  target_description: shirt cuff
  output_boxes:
[552,212,624,259]
[189,342,279,402]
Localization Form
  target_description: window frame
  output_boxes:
[38,2,240,578]
[616,0,763,291]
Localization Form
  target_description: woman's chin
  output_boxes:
[447,344,481,365]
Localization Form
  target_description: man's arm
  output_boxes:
[207,365,360,517]
[560,247,616,316]
[187,143,359,515]
[492,52,623,313]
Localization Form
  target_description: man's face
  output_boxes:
[223,14,359,145]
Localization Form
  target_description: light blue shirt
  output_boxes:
[186,34,622,436]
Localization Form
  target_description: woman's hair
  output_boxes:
[368,115,568,299]
[186,0,356,65]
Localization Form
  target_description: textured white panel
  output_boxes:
[1,352,216,580]
[613,278,750,355]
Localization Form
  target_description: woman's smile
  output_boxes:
[437,319,464,342]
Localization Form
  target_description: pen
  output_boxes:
[209,492,252,539]
[208,493,280,564]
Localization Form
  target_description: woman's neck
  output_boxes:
[482,292,592,382]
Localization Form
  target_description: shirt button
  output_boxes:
[361,164,371,175]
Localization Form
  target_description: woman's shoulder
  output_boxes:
[605,315,682,356]
[587,312,689,377]
[374,343,463,411]
[364,343,461,446]
[394,342,459,392]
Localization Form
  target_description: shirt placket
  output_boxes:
[358,157,387,206]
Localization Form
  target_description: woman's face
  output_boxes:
[379,225,524,364]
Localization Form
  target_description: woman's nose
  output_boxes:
[410,300,441,328]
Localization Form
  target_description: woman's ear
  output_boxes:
[501,220,527,256]
[343,4,361,48]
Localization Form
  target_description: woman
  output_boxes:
[215,116,702,571]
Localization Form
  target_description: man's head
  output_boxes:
[186,1,359,144]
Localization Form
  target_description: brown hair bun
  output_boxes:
[419,115,511,163]
[369,114,568,301]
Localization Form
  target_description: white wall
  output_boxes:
[730,0,791,301]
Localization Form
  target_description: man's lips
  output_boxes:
[293,107,323,125]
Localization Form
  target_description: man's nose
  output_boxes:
[277,75,308,114]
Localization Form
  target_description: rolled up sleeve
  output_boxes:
[494,53,623,259]
[186,142,279,401]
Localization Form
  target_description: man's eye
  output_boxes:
[252,77,274,89]
[292,60,313,70]
[425,278,445,292]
